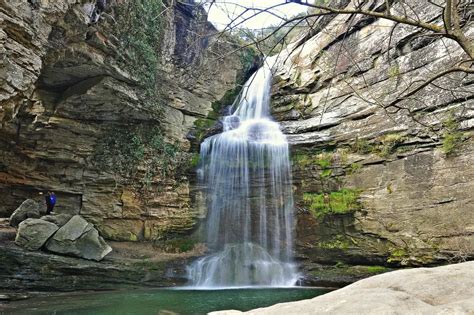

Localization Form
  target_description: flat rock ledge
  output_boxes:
[211,262,474,315]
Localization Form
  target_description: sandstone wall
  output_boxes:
[271,0,473,267]
[0,0,241,241]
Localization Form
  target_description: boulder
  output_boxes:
[9,199,41,227]
[15,219,59,251]
[212,262,474,315]
[41,214,73,227]
[45,215,112,261]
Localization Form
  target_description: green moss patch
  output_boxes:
[317,235,353,250]
[303,188,362,218]
[377,133,406,157]
[366,265,391,273]
[387,247,409,264]
[441,114,465,156]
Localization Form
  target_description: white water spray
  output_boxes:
[188,59,298,287]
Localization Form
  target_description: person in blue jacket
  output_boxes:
[45,191,56,215]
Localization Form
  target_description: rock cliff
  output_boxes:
[1,0,472,291]
[0,0,242,241]
[270,0,473,271]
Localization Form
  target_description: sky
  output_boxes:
[201,0,310,30]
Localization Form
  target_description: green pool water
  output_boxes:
[2,287,330,315]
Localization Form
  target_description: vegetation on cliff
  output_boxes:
[115,0,164,111]
[93,124,200,190]
[303,189,361,218]
[442,114,465,156]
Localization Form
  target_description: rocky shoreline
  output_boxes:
[0,236,392,293]
[212,261,474,314]
[0,240,192,293]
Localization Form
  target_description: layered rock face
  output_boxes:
[0,0,241,241]
[271,0,473,267]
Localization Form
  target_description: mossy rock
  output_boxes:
[303,263,393,287]
[303,188,362,218]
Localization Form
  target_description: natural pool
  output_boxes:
[1,287,331,315]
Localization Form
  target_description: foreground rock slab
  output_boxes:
[9,200,41,227]
[15,219,59,251]
[46,215,112,261]
[211,262,474,315]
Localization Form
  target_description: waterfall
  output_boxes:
[188,59,298,287]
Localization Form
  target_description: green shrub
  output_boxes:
[292,153,313,168]
[303,188,362,218]
[292,151,334,179]
[441,115,464,156]
[193,118,217,142]
[316,152,332,168]
[320,169,332,178]
[189,153,200,168]
[377,133,406,157]
[349,162,362,174]
[352,137,375,154]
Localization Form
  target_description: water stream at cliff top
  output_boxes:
[187,59,299,287]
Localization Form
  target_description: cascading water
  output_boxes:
[188,59,298,287]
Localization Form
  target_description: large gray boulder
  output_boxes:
[45,215,112,261]
[40,214,73,227]
[9,199,41,227]
[212,262,474,315]
[15,219,59,251]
